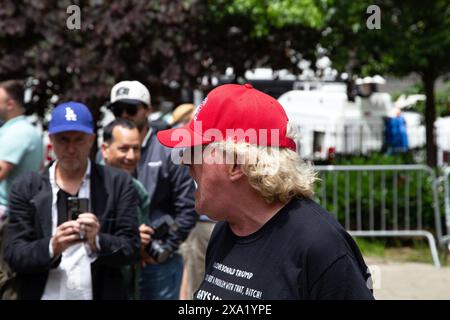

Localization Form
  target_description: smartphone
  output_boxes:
[67,197,89,221]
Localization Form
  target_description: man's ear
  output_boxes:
[228,163,245,182]
[101,142,109,160]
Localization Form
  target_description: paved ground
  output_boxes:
[364,256,450,300]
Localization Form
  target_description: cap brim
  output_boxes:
[157,125,211,148]
[49,125,93,135]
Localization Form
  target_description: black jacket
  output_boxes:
[4,163,140,300]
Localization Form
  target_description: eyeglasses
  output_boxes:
[110,103,139,117]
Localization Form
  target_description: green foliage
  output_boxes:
[209,0,326,37]
[393,83,450,118]
[334,152,416,166]
[355,237,436,263]
[203,0,325,80]
[354,238,385,256]
[0,0,214,117]
[0,0,327,118]
[324,0,450,78]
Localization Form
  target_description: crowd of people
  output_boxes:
[0,79,374,300]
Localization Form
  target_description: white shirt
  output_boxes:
[41,160,97,300]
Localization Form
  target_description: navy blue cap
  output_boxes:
[48,101,94,135]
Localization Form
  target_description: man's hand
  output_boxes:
[139,224,154,247]
[77,213,100,253]
[51,220,82,256]
[139,224,157,266]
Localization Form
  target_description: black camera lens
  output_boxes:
[146,240,172,264]
[144,215,178,264]
[149,215,177,239]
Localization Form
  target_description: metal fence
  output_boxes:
[440,167,450,252]
[314,165,442,268]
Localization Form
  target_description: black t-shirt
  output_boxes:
[195,197,374,300]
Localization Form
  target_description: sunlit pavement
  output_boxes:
[365,256,450,300]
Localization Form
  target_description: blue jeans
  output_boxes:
[139,253,183,300]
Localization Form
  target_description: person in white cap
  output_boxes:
[109,81,153,136]
[107,81,197,300]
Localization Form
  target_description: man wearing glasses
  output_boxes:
[107,81,197,300]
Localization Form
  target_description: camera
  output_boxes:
[145,215,178,264]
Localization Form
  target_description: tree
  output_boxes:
[323,0,450,167]
[200,0,326,82]
[0,0,213,121]
[0,0,325,123]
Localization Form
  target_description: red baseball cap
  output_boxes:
[157,83,296,151]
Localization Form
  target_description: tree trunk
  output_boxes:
[422,72,437,167]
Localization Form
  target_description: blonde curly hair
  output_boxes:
[210,122,317,204]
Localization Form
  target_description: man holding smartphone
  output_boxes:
[4,102,140,300]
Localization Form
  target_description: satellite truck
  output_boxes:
[276,76,426,161]
[233,67,431,162]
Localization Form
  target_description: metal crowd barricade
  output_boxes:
[314,165,442,268]
[440,167,450,252]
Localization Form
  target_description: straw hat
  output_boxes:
[170,103,196,126]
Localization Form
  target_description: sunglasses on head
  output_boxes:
[110,103,139,117]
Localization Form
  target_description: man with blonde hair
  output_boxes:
[157,83,374,300]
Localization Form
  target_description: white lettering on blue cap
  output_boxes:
[65,107,77,121]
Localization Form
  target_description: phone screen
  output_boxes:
[67,197,89,220]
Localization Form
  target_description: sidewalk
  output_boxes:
[365,256,450,300]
